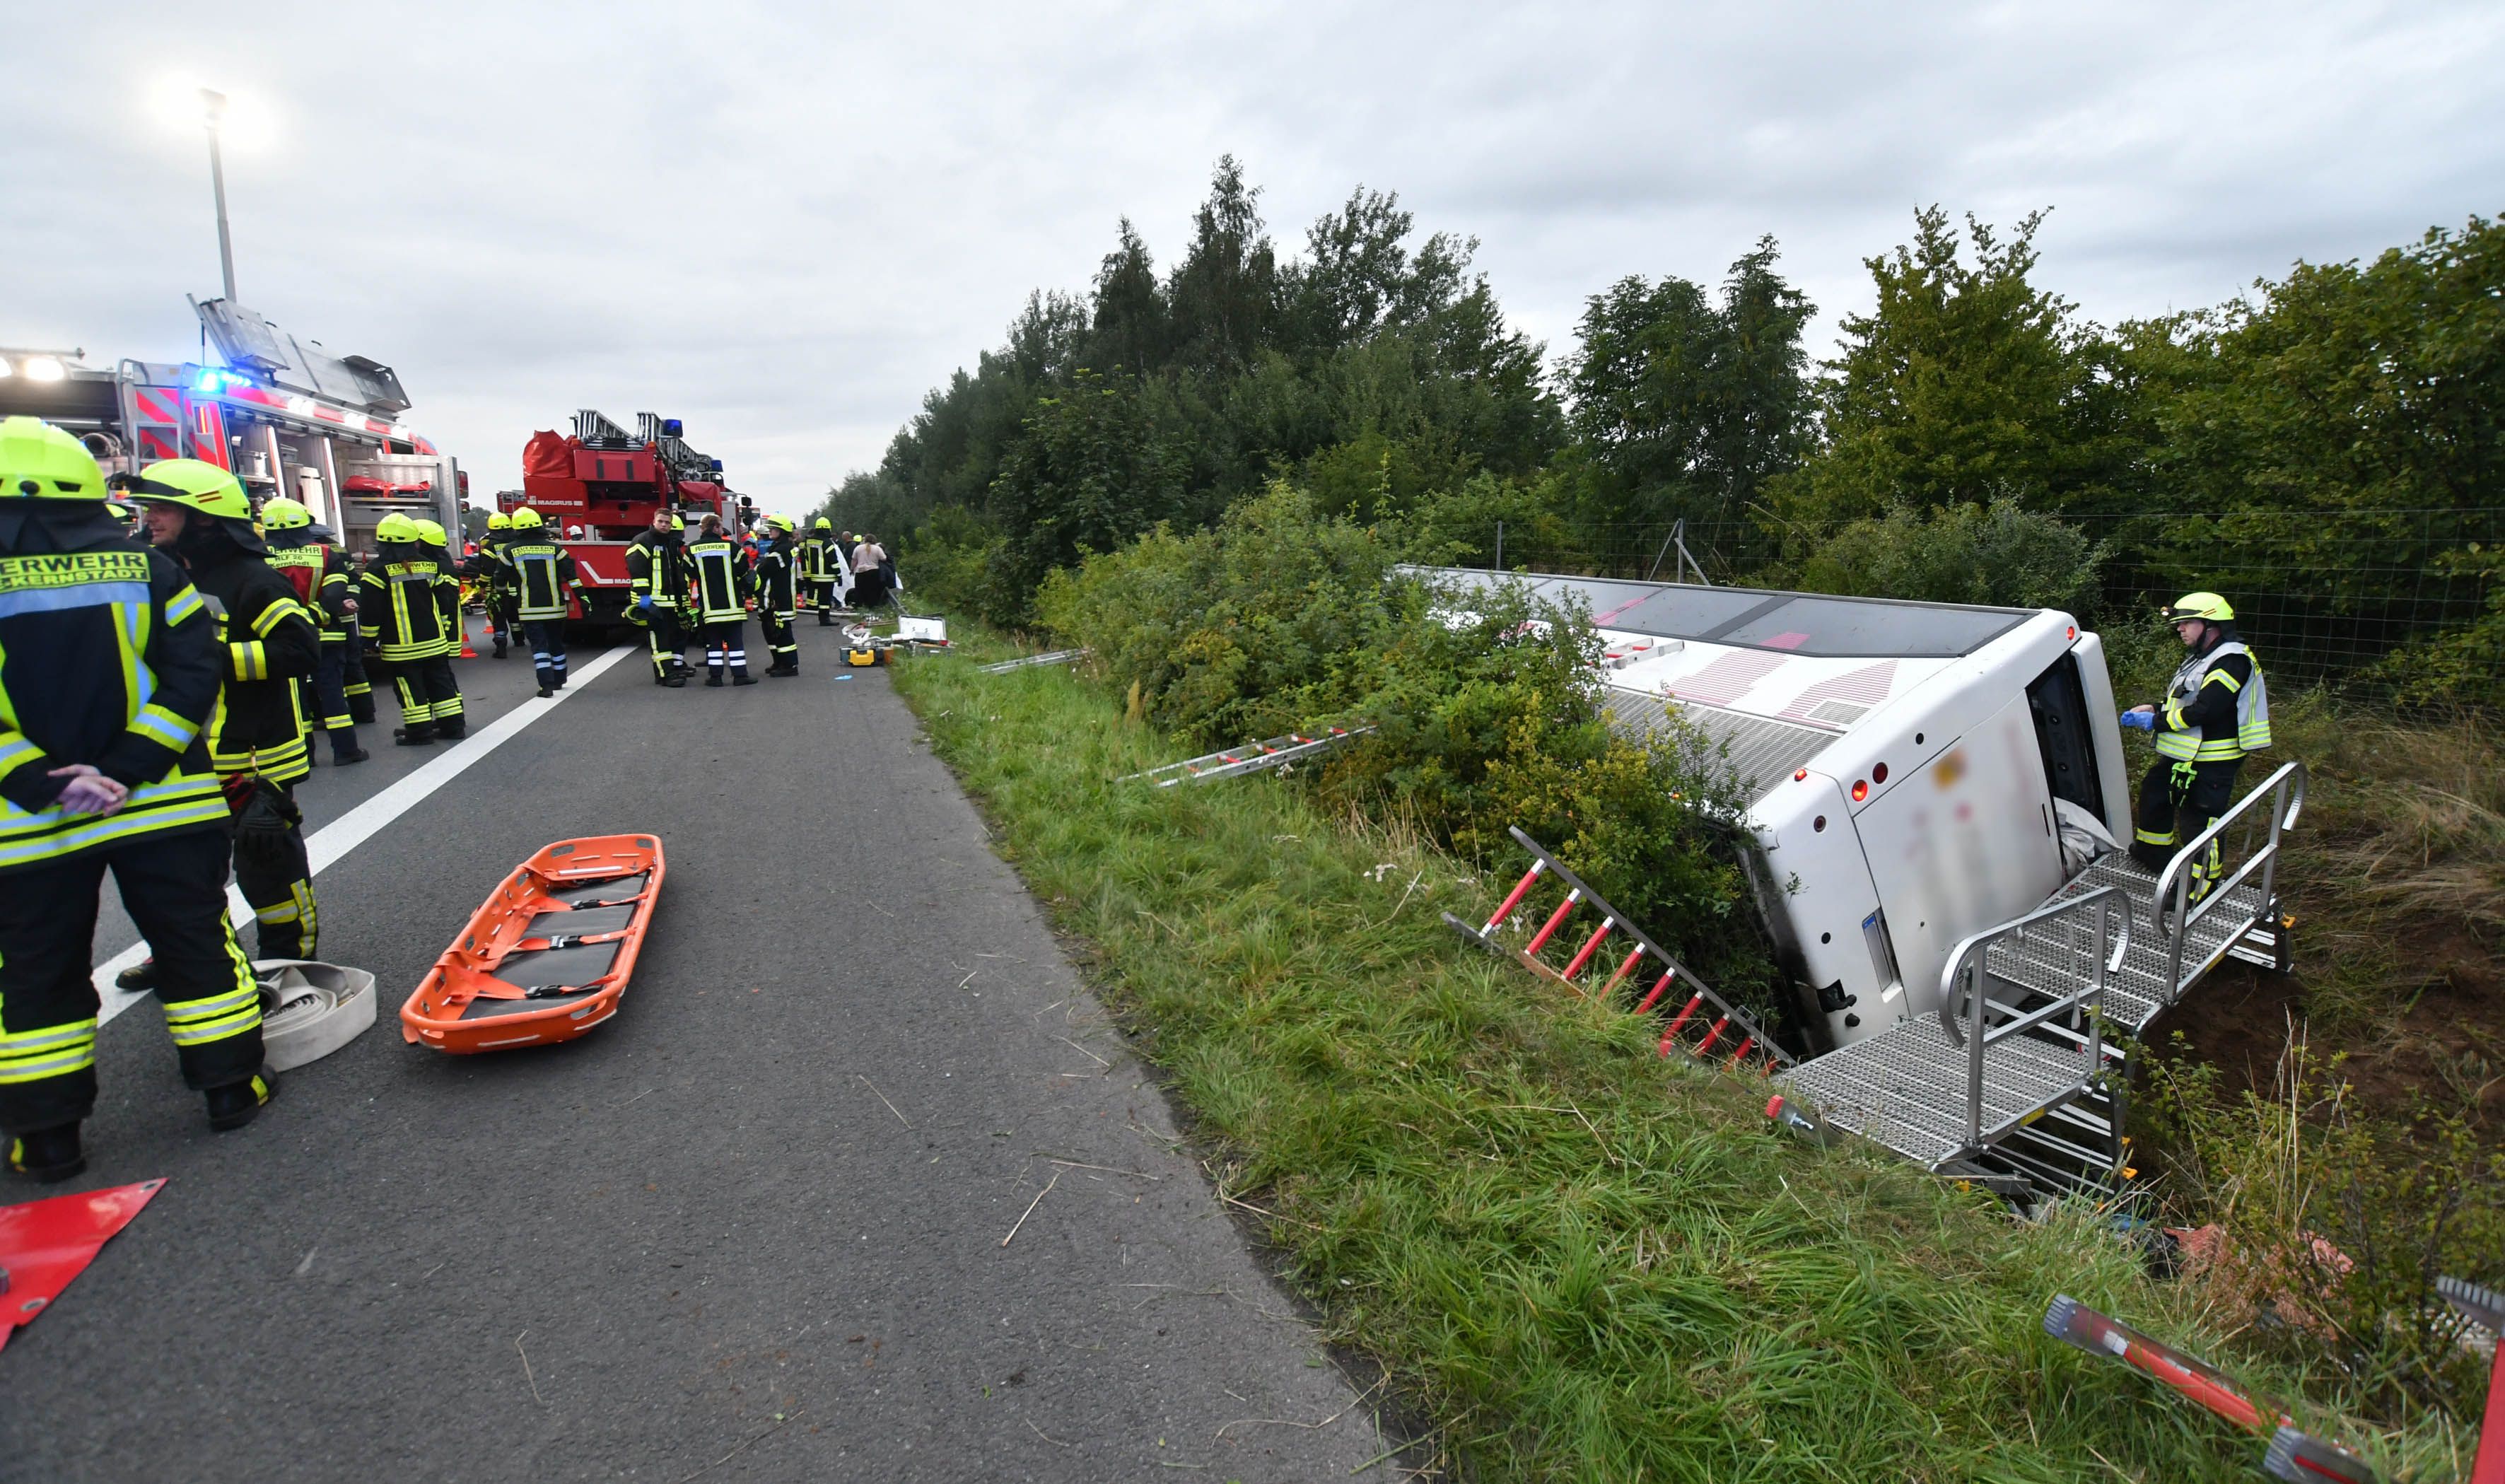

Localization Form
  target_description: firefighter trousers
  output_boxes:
[523,618,568,691]
[342,626,375,725]
[307,641,361,757]
[701,619,749,679]
[761,609,798,671]
[643,603,689,681]
[0,826,262,1133]
[390,653,466,740]
[231,781,317,962]
[2130,757,2243,897]
[811,580,839,623]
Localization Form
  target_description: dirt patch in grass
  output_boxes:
[2154,930,2505,1133]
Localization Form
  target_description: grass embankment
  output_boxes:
[891,637,2413,1483]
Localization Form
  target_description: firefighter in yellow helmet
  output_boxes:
[360,512,465,743]
[465,509,518,659]
[801,515,840,624]
[684,511,756,686]
[754,513,801,675]
[0,422,276,1179]
[2122,592,2272,901]
[497,507,583,697]
[257,496,368,767]
[121,457,326,984]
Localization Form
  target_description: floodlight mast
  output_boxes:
[201,88,238,305]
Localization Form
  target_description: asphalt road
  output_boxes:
[6,621,1388,1483]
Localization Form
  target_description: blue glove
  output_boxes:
[636,594,653,612]
[2120,709,2155,731]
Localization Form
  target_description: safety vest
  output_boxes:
[503,539,575,620]
[685,539,747,623]
[2156,640,2272,762]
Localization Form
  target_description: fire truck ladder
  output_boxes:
[1120,725,1374,786]
[1779,761,2306,1197]
[1446,827,1793,1074]
[573,409,634,448]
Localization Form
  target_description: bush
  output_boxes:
[1037,483,1776,1001]
[898,506,1025,631]
[1793,495,2106,612]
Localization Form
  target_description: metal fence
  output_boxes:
[1466,508,2503,693]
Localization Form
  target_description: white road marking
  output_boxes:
[93,644,638,1025]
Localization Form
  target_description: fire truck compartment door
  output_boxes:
[1848,691,2065,1020]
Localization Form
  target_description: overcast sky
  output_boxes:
[12,2,2500,515]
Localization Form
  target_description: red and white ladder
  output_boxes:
[1444,826,1794,1074]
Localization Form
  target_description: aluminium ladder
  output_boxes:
[976,648,1090,674]
[1120,725,1375,787]
[1446,826,1792,1074]
[1778,761,2306,1197]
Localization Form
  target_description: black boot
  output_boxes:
[115,957,158,993]
[732,669,757,686]
[491,641,508,658]
[205,1066,279,1132]
[706,670,725,688]
[331,730,369,766]
[8,1123,84,1183]
[395,727,436,746]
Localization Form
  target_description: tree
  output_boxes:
[1164,156,1281,375]
[1561,238,1814,536]
[986,368,1188,617]
[1283,187,1469,354]
[1087,218,1169,375]
[1772,208,2135,533]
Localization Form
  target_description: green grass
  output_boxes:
[892,636,2443,1482]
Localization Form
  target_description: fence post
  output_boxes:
[1494,520,1503,572]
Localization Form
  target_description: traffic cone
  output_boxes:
[457,616,478,660]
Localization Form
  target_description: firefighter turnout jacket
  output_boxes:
[0,532,229,874]
[180,527,322,787]
[800,529,834,585]
[498,534,581,621]
[625,528,685,616]
[361,543,455,660]
[685,533,752,624]
[754,534,796,618]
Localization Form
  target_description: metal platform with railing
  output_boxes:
[1778,761,2306,1196]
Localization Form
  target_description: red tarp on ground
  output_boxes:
[0,1179,164,1352]
[522,431,575,480]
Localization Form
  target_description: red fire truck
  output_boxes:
[0,298,465,556]
[513,410,741,626]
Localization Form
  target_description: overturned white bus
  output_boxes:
[1415,567,2302,1196]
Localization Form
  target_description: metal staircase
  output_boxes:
[1778,761,2306,1197]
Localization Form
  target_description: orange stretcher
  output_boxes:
[400,834,665,1054]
